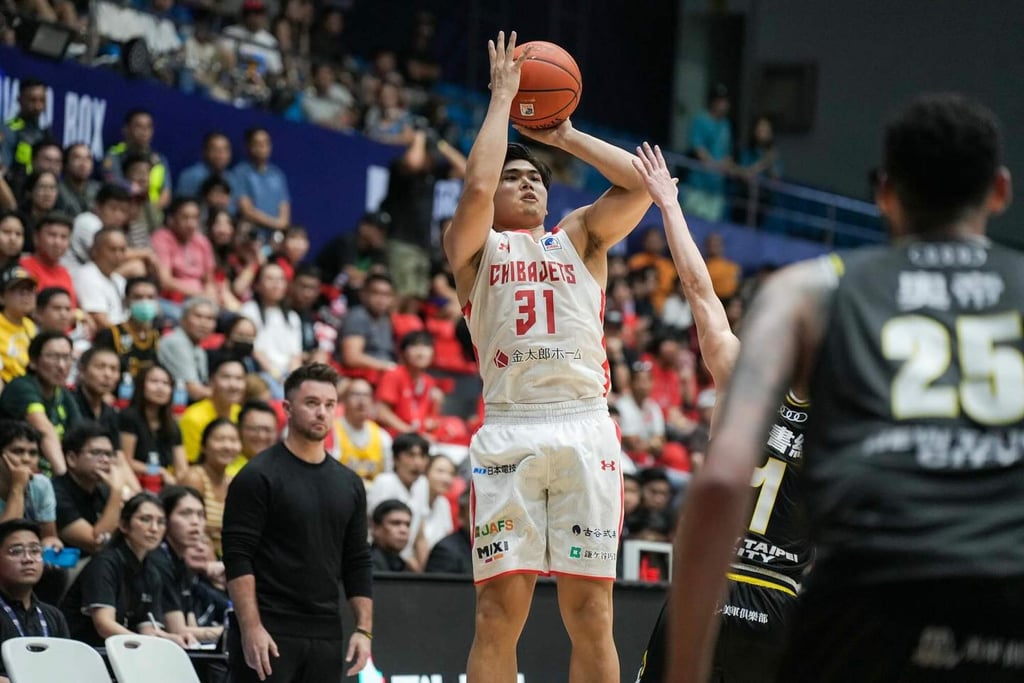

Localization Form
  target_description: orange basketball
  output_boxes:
[511,41,582,129]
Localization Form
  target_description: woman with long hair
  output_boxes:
[206,208,241,312]
[413,453,456,568]
[61,492,194,647]
[181,418,240,558]
[238,262,302,399]
[0,211,25,271]
[157,485,227,644]
[18,171,59,234]
[119,363,188,486]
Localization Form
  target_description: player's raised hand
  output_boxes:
[488,31,531,100]
[632,142,680,208]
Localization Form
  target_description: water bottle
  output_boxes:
[222,601,234,653]
[141,451,162,493]
[117,372,134,404]
[172,379,188,415]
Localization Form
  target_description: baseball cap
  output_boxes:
[0,265,37,291]
[242,0,266,13]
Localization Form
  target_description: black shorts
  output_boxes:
[776,577,1024,683]
[635,577,796,683]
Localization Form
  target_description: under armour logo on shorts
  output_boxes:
[600,460,616,471]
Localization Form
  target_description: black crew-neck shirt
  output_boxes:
[222,442,372,639]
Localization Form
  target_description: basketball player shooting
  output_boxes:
[444,30,652,683]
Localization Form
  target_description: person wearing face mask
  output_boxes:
[94,277,161,379]
[210,315,259,376]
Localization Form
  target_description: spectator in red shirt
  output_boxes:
[152,197,217,322]
[20,213,77,309]
[375,331,443,438]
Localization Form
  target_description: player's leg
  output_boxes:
[556,575,618,683]
[548,410,623,683]
[466,418,547,682]
[467,572,538,682]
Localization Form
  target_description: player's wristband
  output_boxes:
[355,627,373,640]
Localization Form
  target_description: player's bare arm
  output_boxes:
[634,142,740,388]
[445,31,532,305]
[518,121,652,275]
[665,259,835,683]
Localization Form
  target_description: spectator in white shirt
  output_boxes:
[302,63,356,131]
[238,263,301,400]
[64,184,133,275]
[221,0,283,76]
[73,228,128,329]
[366,433,429,570]
[616,361,667,467]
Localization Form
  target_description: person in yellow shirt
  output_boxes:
[0,266,39,389]
[704,232,742,299]
[627,227,677,314]
[226,400,279,476]
[331,378,393,483]
[179,357,245,463]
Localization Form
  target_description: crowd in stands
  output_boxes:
[0,2,770,676]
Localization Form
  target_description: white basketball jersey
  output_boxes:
[466,228,609,405]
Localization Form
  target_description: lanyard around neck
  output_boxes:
[0,594,48,638]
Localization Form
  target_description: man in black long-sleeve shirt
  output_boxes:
[223,363,373,683]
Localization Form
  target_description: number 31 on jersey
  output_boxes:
[514,287,556,336]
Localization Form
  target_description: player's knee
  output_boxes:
[560,589,613,640]
[475,591,527,640]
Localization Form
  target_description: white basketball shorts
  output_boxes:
[469,398,623,583]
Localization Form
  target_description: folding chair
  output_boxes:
[1,636,110,683]
[105,634,201,683]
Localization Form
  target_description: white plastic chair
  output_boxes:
[105,634,201,683]
[1,636,110,682]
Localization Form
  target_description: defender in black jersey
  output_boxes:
[665,95,1024,683]
[636,393,810,683]
[631,143,811,683]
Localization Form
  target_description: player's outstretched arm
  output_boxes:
[633,142,739,388]
[519,121,651,251]
[445,31,531,301]
[666,260,834,683]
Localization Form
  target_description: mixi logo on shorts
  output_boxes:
[476,540,510,564]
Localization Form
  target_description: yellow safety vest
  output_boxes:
[108,142,166,204]
[8,119,32,174]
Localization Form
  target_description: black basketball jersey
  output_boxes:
[730,391,812,594]
[805,240,1024,588]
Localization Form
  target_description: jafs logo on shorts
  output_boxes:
[474,519,514,538]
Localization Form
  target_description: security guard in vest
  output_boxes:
[0,79,51,190]
[102,108,172,209]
